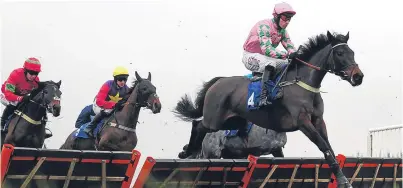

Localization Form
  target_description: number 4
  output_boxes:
[248,92,255,106]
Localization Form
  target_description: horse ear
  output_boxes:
[147,72,151,81]
[56,80,62,88]
[327,30,334,41]
[135,71,142,81]
[345,31,349,42]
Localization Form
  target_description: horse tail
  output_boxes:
[173,77,223,122]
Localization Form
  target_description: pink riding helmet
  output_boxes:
[272,2,296,17]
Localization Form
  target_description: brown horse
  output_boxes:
[60,71,161,151]
[173,31,364,188]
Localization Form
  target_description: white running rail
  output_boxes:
[367,124,403,158]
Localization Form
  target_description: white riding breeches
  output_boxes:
[242,51,289,73]
[0,93,18,107]
[92,100,112,115]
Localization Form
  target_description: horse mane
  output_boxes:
[127,80,139,96]
[124,79,139,99]
[30,80,54,96]
[288,32,342,69]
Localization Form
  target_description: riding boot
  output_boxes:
[1,105,16,132]
[84,111,106,138]
[259,65,275,107]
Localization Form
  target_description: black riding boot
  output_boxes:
[259,65,275,107]
[1,105,16,132]
[83,111,106,138]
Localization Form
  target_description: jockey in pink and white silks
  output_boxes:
[242,2,298,107]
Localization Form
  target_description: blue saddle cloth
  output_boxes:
[224,122,253,137]
[73,116,105,139]
[245,64,287,111]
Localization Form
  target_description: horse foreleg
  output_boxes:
[298,113,351,188]
[313,117,336,157]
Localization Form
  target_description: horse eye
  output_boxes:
[337,51,343,56]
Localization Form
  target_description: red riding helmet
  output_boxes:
[23,57,42,72]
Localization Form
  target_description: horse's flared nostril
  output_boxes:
[353,74,363,82]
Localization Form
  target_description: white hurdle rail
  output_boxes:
[367,124,403,157]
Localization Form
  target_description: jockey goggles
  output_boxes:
[115,75,128,81]
[25,69,39,75]
[280,14,293,22]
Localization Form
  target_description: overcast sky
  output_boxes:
[1,0,402,182]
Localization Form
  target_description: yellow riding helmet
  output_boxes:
[113,66,129,77]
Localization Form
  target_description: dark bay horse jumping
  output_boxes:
[60,71,161,151]
[179,119,286,159]
[1,80,62,149]
[173,31,364,188]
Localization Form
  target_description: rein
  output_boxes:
[9,88,55,135]
[275,43,351,93]
[96,87,156,136]
[93,87,154,150]
[294,43,349,73]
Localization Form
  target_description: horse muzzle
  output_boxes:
[350,72,364,86]
[48,100,61,117]
[148,98,161,114]
[340,65,364,86]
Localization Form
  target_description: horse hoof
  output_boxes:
[178,151,188,159]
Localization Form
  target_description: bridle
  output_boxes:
[294,43,358,77]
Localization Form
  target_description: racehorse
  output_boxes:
[60,71,161,151]
[179,119,286,159]
[1,80,62,149]
[173,31,364,188]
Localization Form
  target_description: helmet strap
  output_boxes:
[274,16,281,29]
[23,70,31,82]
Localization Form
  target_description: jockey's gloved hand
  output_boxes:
[288,52,298,60]
[114,100,126,111]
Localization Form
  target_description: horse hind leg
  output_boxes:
[271,147,284,157]
[178,120,200,159]
[185,120,211,156]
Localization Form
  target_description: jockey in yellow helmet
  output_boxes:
[83,66,130,137]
